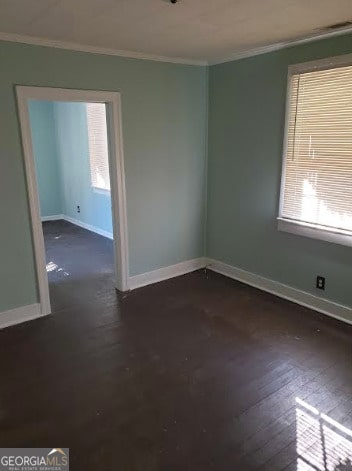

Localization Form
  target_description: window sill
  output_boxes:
[277,218,352,248]
[92,187,111,195]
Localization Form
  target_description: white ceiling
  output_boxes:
[0,0,351,64]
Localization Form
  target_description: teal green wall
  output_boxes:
[54,102,113,235]
[3,33,351,314]
[207,33,352,307]
[28,100,62,217]
[0,40,207,312]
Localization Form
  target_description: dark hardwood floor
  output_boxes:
[43,220,116,313]
[1,221,352,470]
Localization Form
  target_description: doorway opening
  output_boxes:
[17,87,129,317]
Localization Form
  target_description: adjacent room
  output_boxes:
[1,1,352,470]
[28,99,116,312]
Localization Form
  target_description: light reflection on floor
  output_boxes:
[46,261,70,276]
[296,397,352,471]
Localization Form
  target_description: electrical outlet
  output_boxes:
[77,205,80,213]
[316,276,325,290]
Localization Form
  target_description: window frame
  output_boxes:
[86,102,111,193]
[278,53,352,247]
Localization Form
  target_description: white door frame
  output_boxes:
[16,86,129,316]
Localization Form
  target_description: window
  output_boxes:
[86,102,110,191]
[278,56,352,246]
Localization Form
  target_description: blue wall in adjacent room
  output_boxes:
[29,100,62,217]
[28,100,113,235]
[54,102,113,236]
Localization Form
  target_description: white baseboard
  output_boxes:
[63,216,113,239]
[206,259,352,326]
[42,214,114,239]
[0,303,44,329]
[41,214,64,222]
[129,257,207,290]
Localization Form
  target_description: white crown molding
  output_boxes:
[206,259,352,326]
[208,25,352,65]
[129,257,206,290]
[0,303,44,329]
[0,23,351,67]
[0,32,207,66]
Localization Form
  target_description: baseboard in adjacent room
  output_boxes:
[129,257,207,290]
[206,259,352,326]
[41,214,64,222]
[41,214,113,239]
[0,303,44,329]
[63,216,113,240]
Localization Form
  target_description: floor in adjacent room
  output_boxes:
[1,221,352,470]
[43,220,116,313]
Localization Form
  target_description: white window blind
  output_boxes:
[281,63,352,235]
[86,102,110,191]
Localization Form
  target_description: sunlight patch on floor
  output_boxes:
[296,397,352,471]
[46,261,58,272]
[46,261,70,276]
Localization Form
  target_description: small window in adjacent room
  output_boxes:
[278,56,352,246]
[86,102,111,192]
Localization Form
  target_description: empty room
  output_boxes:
[0,1,352,470]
